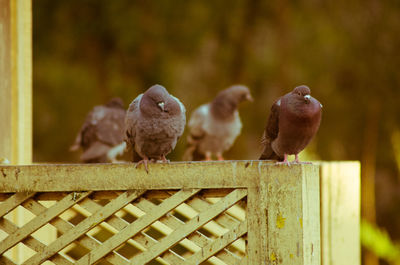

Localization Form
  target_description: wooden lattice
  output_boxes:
[0,162,322,265]
[0,189,247,265]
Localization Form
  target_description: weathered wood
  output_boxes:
[0,191,91,255]
[130,189,247,264]
[0,217,73,264]
[0,161,276,192]
[23,190,145,265]
[265,164,320,265]
[215,249,243,264]
[0,192,35,218]
[19,196,130,265]
[319,162,361,265]
[0,0,32,165]
[186,220,247,264]
[76,189,201,264]
[0,162,330,264]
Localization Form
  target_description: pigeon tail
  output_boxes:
[259,141,283,161]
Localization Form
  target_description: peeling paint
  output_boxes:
[270,252,277,261]
[290,253,294,259]
[276,212,286,229]
[299,217,303,228]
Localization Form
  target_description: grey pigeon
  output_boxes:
[183,85,253,161]
[70,97,127,163]
[125,84,186,171]
[259,85,322,165]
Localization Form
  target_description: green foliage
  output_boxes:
[361,219,400,264]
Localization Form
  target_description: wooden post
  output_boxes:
[248,164,321,265]
[0,1,36,263]
[320,162,361,265]
[0,0,32,164]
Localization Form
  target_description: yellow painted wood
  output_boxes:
[0,0,32,165]
[0,161,276,192]
[23,190,145,265]
[27,203,132,265]
[29,202,130,265]
[0,217,72,264]
[0,191,91,255]
[0,192,35,218]
[215,250,242,264]
[186,220,247,264]
[264,164,321,265]
[0,256,16,265]
[130,189,247,264]
[76,189,201,264]
[0,162,336,265]
[319,162,361,265]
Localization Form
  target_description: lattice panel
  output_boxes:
[0,189,247,265]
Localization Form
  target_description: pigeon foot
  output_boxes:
[216,153,224,161]
[276,154,290,166]
[204,152,212,161]
[161,155,170,163]
[136,157,150,173]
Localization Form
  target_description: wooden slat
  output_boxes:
[185,221,247,264]
[0,161,280,192]
[0,191,91,254]
[161,249,186,264]
[0,256,16,265]
[130,188,247,264]
[0,192,35,218]
[185,197,246,253]
[76,188,201,264]
[23,190,145,265]
[0,193,12,201]
[20,197,130,264]
[0,217,73,264]
[77,195,171,265]
[215,250,242,265]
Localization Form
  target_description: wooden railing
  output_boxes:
[0,161,359,265]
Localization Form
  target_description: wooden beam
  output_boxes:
[319,162,361,265]
[0,0,32,165]
[0,161,313,192]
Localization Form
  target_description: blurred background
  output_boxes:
[33,0,400,264]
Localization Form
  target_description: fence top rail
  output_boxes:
[0,160,321,192]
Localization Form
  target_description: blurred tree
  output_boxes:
[33,1,400,263]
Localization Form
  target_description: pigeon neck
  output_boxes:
[210,96,237,120]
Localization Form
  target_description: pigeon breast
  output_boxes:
[271,95,322,157]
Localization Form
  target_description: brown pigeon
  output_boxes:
[183,85,253,161]
[70,97,127,163]
[125,84,186,172]
[259,85,322,165]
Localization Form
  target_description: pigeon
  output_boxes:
[70,97,127,163]
[183,85,253,161]
[259,85,322,165]
[125,84,186,172]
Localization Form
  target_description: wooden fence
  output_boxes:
[0,161,332,265]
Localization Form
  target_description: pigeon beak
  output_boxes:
[304,95,311,103]
[246,94,254,102]
[158,102,165,111]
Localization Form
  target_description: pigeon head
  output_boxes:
[291,85,312,104]
[225,85,253,104]
[211,85,252,120]
[140,84,181,116]
[105,97,125,109]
